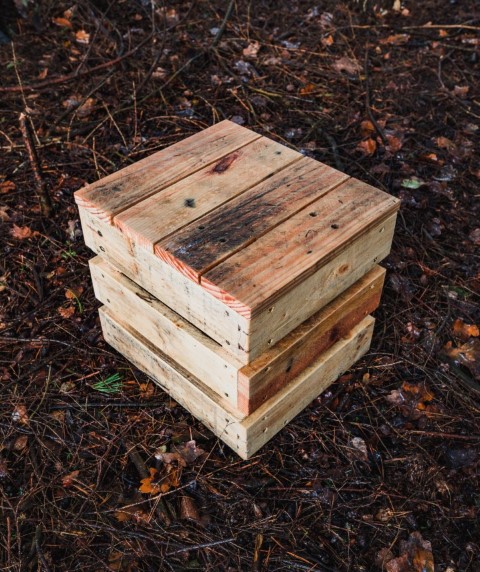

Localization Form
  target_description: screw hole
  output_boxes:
[331,223,339,229]
[219,238,226,243]
[307,250,313,254]
[309,212,317,217]
[268,306,274,313]
[97,230,102,237]
[198,225,205,230]
[99,246,105,252]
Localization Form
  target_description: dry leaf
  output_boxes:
[0,181,16,193]
[139,467,168,494]
[435,136,456,150]
[299,83,315,95]
[360,120,375,137]
[13,435,28,451]
[62,470,79,487]
[379,34,410,46]
[65,287,83,300]
[53,17,72,28]
[321,34,334,47]
[357,138,377,156]
[179,496,201,522]
[444,339,480,378]
[12,405,29,425]
[453,318,479,339]
[11,225,34,239]
[115,505,149,523]
[0,206,10,222]
[386,134,403,152]
[332,56,362,75]
[243,41,260,58]
[75,29,90,44]
[156,440,205,466]
[58,305,75,319]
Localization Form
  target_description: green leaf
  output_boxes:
[401,177,424,189]
[91,373,123,394]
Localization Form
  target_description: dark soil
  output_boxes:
[1,1,479,570]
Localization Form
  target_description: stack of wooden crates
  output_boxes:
[75,120,399,459]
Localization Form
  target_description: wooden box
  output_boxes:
[75,120,399,457]
[75,120,399,365]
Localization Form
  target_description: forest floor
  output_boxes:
[0,1,479,570]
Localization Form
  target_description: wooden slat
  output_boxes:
[238,265,385,414]
[75,120,261,222]
[155,158,349,282]
[202,178,400,317]
[246,213,397,358]
[114,136,302,252]
[90,256,239,407]
[100,306,374,459]
[79,208,249,363]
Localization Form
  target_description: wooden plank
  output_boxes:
[79,208,250,363]
[90,256,239,407]
[75,120,261,222]
[202,178,400,317]
[100,306,374,459]
[114,136,302,251]
[238,265,385,414]
[155,158,349,282]
[246,213,397,358]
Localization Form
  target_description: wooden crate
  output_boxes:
[76,120,399,364]
[91,256,385,415]
[99,306,375,459]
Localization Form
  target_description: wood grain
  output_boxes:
[202,178,400,316]
[75,120,261,221]
[238,266,385,414]
[114,136,302,253]
[90,256,239,407]
[155,158,349,281]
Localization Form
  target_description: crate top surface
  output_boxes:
[76,120,399,317]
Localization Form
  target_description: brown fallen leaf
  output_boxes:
[0,206,10,222]
[11,225,34,240]
[179,495,201,523]
[299,83,315,96]
[453,318,479,339]
[12,404,29,425]
[444,339,480,378]
[155,440,205,466]
[243,41,260,58]
[357,138,377,156]
[435,136,456,151]
[0,181,16,194]
[13,435,28,451]
[115,505,149,523]
[332,56,362,75]
[65,286,84,300]
[75,29,90,44]
[52,16,72,28]
[379,34,410,46]
[62,470,80,487]
[139,467,170,495]
[58,305,75,319]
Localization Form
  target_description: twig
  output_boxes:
[166,537,236,556]
[363,47,387,147]
[19,112,53,217]
[212,0,236,47]
[0,34,153,93]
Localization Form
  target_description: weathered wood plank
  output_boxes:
[202,179,400,316]
[155,158,349,281]
[238,266,385,414]
[100,306,374,459]
[246,213,397,358]
[114,136,302,252]
[79,209,250,363]
[75,120,261,222]
[90,257,239,407]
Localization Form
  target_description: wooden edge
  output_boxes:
[237,266,385,414]
[99,305,374,460]
[74,120,262,222]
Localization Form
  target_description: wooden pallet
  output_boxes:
[99,306,375,459]
[76,120,399,364]
[91,256,385,414]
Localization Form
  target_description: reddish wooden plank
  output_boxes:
[74,120,261,221]
[154,158,349,282]
[114,136,302,251]
[202,178,400,316]
[237,266,385,414]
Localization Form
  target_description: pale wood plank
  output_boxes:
[202,179,400,316]
[155,158,349,281]
[246,213,397,358]
[79,207,250,363]
[238,266,385,414]
[114,136,302,252]
[90,256,239,407]
[100,306,374,459]
[75,120,261,222]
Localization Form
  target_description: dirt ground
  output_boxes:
[1,1,479,570]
